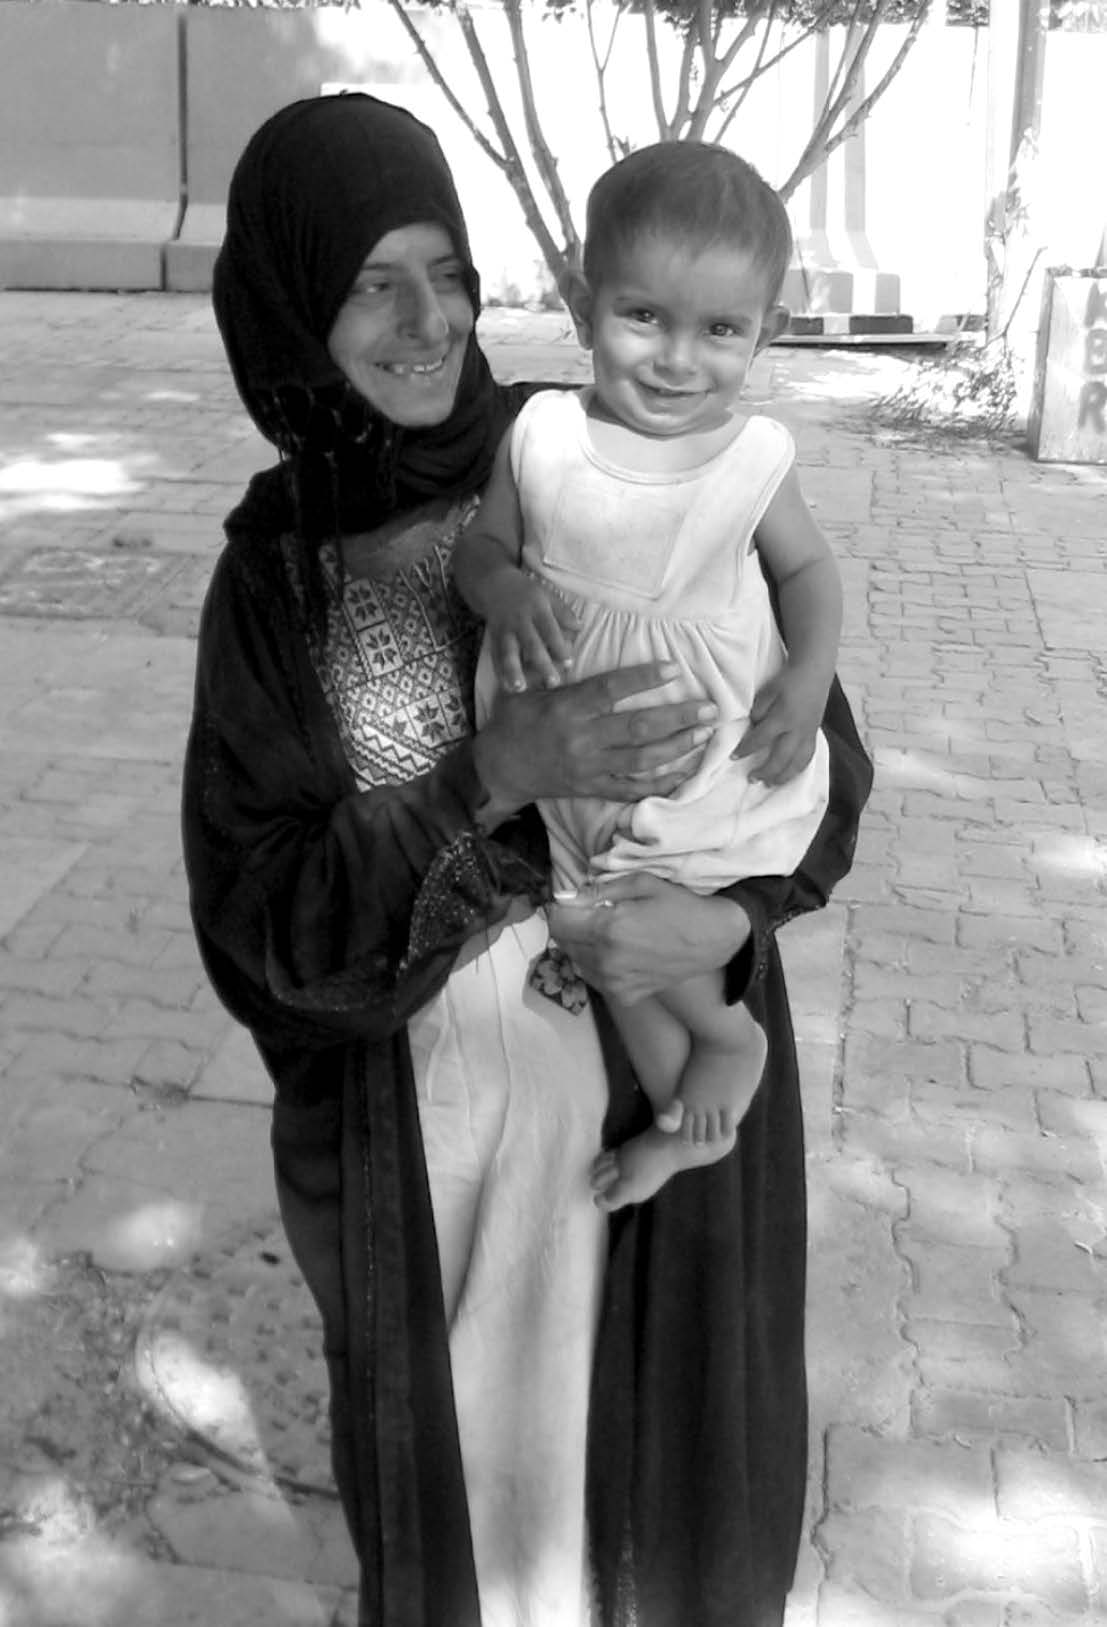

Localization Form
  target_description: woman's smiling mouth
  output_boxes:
[379,356,448,377]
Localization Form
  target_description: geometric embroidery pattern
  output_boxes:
[313,500,483,791]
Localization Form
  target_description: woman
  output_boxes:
[182,93,871,1627]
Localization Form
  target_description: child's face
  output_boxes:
[573,233,784,439]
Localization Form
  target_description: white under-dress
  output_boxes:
[311,512,607,1627]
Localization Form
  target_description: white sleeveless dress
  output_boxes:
[477,388,830,895]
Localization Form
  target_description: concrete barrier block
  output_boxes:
[783,266,856,316]
[0,1,180,291]
[165,205,225,295]
[166,10,376,291]
[0,238,165,293]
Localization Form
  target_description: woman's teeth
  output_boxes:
[382,357,446,377]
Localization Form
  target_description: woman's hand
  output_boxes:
[474,661,717,824]
[546,874,751,1007]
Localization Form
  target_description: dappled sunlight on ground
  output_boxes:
[0,455,148,519]
[873,745,983,797]
[100,1200,207,1273]
[0,1509,148,1627]
[0,1235,54,1301]
[135,1328,278,1487]
[773,347,915,405]
[142,390,204,406]
[1031,832,1107,881]
[45,433,107,453]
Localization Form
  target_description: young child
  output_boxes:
[454,141,842,1211]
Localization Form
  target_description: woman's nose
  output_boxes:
[399,277,450,344]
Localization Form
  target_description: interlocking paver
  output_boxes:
[2,289,1107,1625]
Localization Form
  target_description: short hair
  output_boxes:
[582,142,792,307]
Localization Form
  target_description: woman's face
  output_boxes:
[326,223,475,428]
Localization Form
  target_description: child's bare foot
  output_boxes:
[591,1123,737,1211]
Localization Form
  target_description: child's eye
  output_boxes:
[624,307,658,326]
[707,321,744,339]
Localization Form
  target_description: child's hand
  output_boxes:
[735,666,826,785]
[486,572,579,692]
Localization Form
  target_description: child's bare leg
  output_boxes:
[590,992,687,1208]
[666,976,767,1148]
[602,990,690,1118]
[592,975,767,1211]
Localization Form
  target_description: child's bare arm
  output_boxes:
[452,429,524,616]
[453,429,577,692]
[737,467,842,784]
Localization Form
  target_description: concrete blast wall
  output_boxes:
[0,1,1100,335]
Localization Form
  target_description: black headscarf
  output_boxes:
[213,93,510,541]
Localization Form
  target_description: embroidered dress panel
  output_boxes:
[309,500,481,787]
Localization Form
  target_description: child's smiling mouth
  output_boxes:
[641,382,702,400]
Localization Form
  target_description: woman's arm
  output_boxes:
[546,673,872,1007]
[547,879,751,1007]
[722,670,872,997]
[183,535,720,1050]
[182,540,514,1049]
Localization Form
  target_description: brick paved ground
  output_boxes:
[1,290,1105,1626]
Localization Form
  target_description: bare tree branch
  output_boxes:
[685,4,760,139]
[713,4,766,85]
[381,0,503,169]
[671,17,697,136]
[821,0,868,116]
[714,0,780,143]
[695,0,713,71]
[828,0,931,143]
[996,244,1044,343]
[779,0,881,197]
[781,0,932,197]
[377,0,935,292]
[584,0,626,163]
[502,0,581,258]
[455,4,567,274]
[641,0,675,139]
[715,5,823,121]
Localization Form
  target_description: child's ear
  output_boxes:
[756,304,790,352]
[558,266,595,349]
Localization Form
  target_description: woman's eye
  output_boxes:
[434,265,465,289]
[353,279,389,299]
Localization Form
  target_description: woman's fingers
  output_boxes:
[548,880,751,1009]
[476,660,718,808]
[536,685,713,793]
[572,659,681,710]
